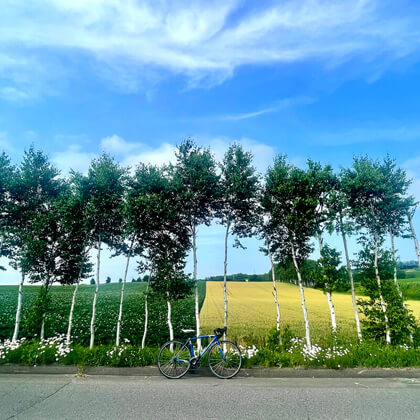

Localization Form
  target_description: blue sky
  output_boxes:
[1,0,420,284]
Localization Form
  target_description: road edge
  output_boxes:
[1,364,420,378]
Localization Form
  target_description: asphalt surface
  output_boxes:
[1,374,419,420]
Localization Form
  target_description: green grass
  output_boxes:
[0,281,206,346]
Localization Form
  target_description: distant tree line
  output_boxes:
[1,142,420,349]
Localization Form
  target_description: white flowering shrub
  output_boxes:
[287,336,350,364]
[34,334,73,363]
[238,344,259,359]
[0,338,27,361]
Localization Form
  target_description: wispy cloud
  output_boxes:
[0,1,419,95]
[218,97,316,121]
[403,156,420,201]
[52,144,96,175]
[0,86,30,102]
[313,125,420,146]
[0,132,13,152]
[51,133,278,175]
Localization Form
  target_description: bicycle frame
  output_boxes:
[174,334,225,364]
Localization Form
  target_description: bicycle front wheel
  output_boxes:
[158,340,191,379]
[208,340,242,379]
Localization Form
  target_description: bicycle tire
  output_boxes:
[157,340,191,379]
[208,340,242,379]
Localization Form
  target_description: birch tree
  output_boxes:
[356,241,416,344]
[173,139,219,349]
[125,164,191,345]
[6,148,65,340]
[342,157,395,343]
[380,157,413,298]
[306,160,338,335]
[219,144,259,339]
[329,174,362,341]
[0,153,22,341]
[263,155,320,349]
[258,210,282,341]
[85,154,126,349]
[125,164,163,348]
[62,173,93,344]
[0,152,14,271]
[313,245,345,335]
[407,208,420,268]
[140,164,192,343]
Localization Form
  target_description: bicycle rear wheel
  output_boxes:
[208,340,242,379]
[158,340,191,379]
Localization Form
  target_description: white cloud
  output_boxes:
[52,144,96,175]
[0,86,30,102]
[205,137,276,174]
[0,132,13,152]
[52,133,277,175]
[101,135,142,155]
[218,97,316,121]
[0,1,419,93]
[314,125,420,146]
[403,156,420,202]
[123,142,177,168]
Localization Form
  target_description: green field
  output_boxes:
[200,281,420,346]
[0,282,206,346]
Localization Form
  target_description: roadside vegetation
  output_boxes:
[1,143,420,368]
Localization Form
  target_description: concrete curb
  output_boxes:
[1,364,420,378]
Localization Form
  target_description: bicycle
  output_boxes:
[157,327,242,379]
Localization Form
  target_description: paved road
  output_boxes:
[0,374,419,420]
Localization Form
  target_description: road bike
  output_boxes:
[157,327,242,379]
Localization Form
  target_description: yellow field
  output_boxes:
[200,282,420,345]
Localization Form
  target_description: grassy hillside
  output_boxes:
[0,282,206,345]
[200,281,420,346]
[397,269,420,300]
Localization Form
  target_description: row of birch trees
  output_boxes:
[262,156,419,348]
[1,143,419,348]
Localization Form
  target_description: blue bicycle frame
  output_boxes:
[174,334,225,364]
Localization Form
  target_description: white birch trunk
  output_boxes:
[193,225,201,351]
[408,213,420,268]
[116,240,133,347]
[40,276,51,341]
[66,282,79,345]
[223,219,230,342]
[340,220,362,341]
[390,233,412,342]
[141,276,150,349]
[390,233,404,301]
[317,234,337,335]
[12,272,25,342]
[90,233,101,349]
[325,291,337,334]
[374,238,391,344]
[66,245,88,345]
[266,239,281,341]
[167,292,174,351]
[290,241,311,349]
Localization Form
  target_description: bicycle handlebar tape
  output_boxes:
[214,327,227,338]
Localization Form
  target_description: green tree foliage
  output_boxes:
[0,152,14,269]
[313,245,347,293]
[342,156,415,343]
[173,138,220,344]
[126,164,192,342]
[84,153,127,348]
[263,156,323,348]
[219,144,260,335]
[356,243,417,344]
[219,144,260,240]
